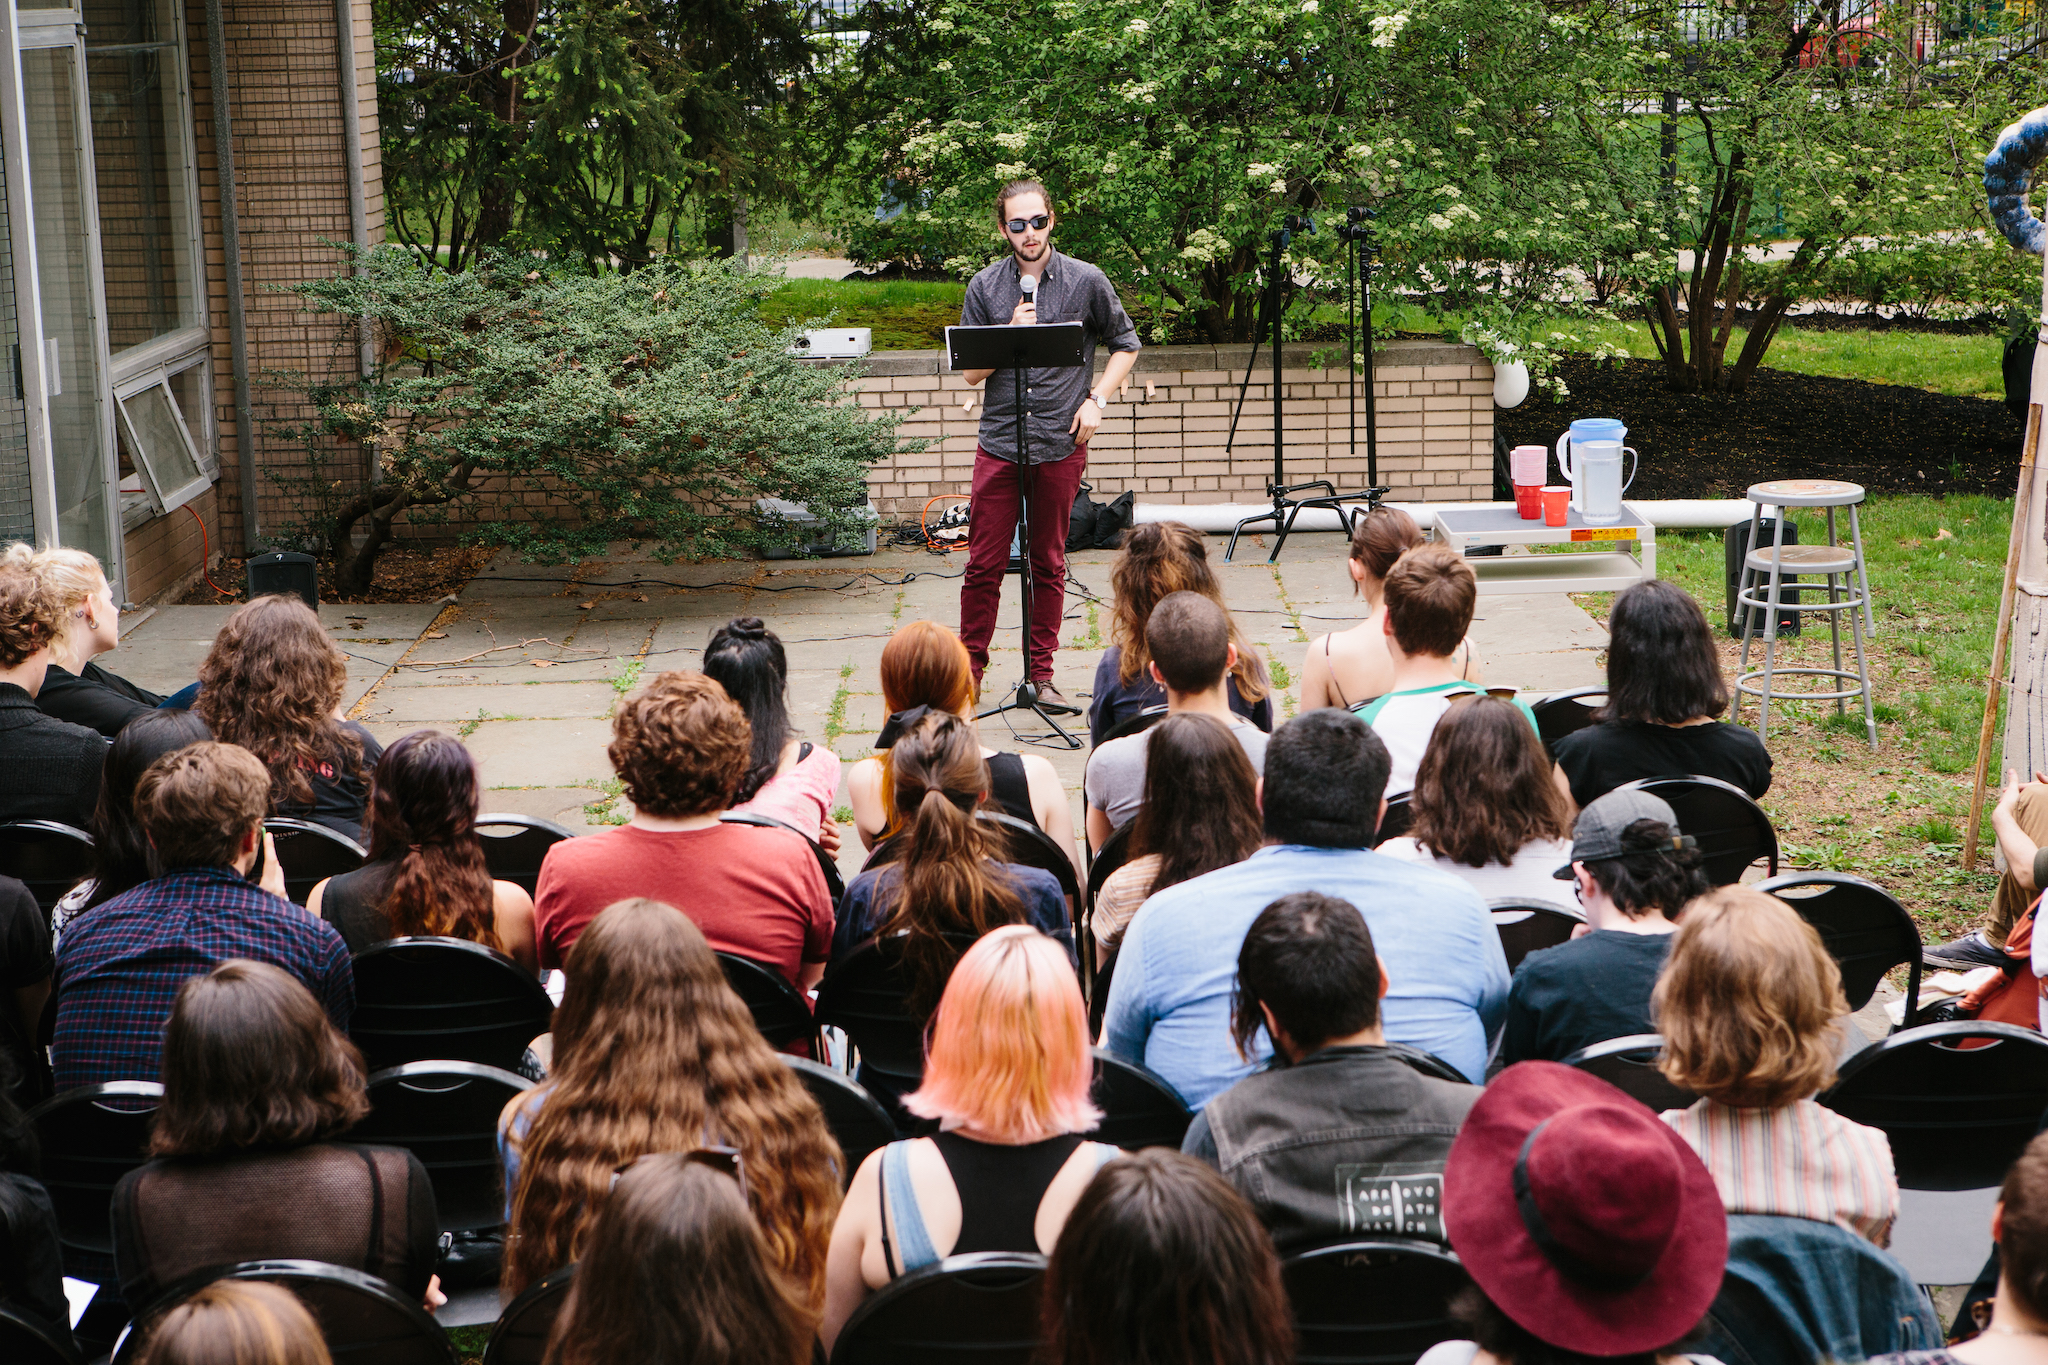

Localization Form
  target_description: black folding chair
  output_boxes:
[1488,899,1585,974]
[1090,1048,1193,1150]
[1386,1043,1471,1086]
[353,1062,536,1234]
[0,1301,81,1365]
[1371,795,1414,849]
[1085,817,1138,908]
[721,811,846,903]
[480,1263,576,1365]
[1282,1238,1467,1365]
[473,814,576,898]
[1618,775,1778,886]
[1757,871,1923,1023]
[264,817,367,906]
[978,811,1082,905]
[1560,1034,1700,1113]
[783,1055,895,1186]
[25,1081,161,1259]
[0,820,92,920]
[1098,703,1170,746]
[717,951,822,1059]
[814,935,949,1085]
[1820,1021,2048,1191]
[1088,947,1119,1039]
[829,1252,1046,1365]
[350,936,555,1073]
[116,1260,455,1365]
[1531,686,1607,755]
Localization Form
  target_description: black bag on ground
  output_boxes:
[1068,483,1135,551]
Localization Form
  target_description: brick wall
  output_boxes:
[123,483,221,604]
[847,339,1496,517]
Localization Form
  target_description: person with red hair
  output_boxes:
[820,926,1118,1351]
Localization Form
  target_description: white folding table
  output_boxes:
[1430,502,1656,595]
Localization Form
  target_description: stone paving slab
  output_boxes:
[107,604,439,702]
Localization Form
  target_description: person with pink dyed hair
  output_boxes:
[819,925,1119,1350]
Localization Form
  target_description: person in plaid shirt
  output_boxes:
[52,742,351,1092]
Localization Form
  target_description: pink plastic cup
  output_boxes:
[1509,445,1547,485]
[1542,485,1570,527]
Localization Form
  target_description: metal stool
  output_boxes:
[1732,478,1877,748]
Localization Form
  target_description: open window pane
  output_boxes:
[117,380,203,510]
[164,356,212,475]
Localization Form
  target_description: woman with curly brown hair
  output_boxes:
[111,959,442,1311]
[195,595,383,842]
[306,730,537,969]
[499,898,842,1306]
[1089,522,1271,747]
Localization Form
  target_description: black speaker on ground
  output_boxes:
[246,550,319,611]
[1723,517,1799,639]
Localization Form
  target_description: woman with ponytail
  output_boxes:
[704,617,841,851]
[307,730,537,971]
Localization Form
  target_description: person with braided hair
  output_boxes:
[307,730,537,970]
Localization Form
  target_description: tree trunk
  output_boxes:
[473,0,538,254]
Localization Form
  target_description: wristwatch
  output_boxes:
[1086,391,1110,408]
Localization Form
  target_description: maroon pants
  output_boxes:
[960,443,1087,682]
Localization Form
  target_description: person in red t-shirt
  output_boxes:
[533,671,832,989]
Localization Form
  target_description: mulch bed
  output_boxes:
[1497,356,2024,498]
[177,545,499,606]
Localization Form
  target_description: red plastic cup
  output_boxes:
[1514,484,1543,519]
[1542,485,1570,527]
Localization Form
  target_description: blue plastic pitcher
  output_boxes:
[1555,418,1627,511]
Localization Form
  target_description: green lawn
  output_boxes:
[761,279,967,351]
[1568,318,2005,400]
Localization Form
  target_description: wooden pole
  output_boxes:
[1963,402,2039,869]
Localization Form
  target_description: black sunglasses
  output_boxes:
[1004,214,1051,233]
[611,1146,748,1201]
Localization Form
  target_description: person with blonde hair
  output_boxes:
[821,926,1119,1350]
[0,545,103,825]
[845,620,1075,865]
[6,543,173,735]
[1089,521,1272,747]
[1299,507,1481,711]
[499,899,843,1305]
[1657,884,1898,1244]
[135,1279,332,1365]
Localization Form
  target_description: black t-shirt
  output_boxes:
[0,875,50,1108]
[35,661,165,737]
[1502,930,1674,1066]
[1087,646,1272,748]
[0,1172,66,1333]
[1552,719,1772,810]
[275,722,385,844]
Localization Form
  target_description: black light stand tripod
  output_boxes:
[1223,213,1383,563]
[1338,205,1393,501]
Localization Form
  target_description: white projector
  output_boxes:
[787,328,873,359]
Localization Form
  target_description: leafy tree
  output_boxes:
[277,248,910,590]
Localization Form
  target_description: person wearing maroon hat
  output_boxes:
[1419,1061,1730,1365]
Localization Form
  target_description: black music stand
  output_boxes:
[946,320,1087,749]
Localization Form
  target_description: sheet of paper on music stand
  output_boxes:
[64,1277,97,1327]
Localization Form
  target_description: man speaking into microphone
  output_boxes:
[957,179,1141,706]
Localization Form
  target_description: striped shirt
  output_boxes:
[1663,1097,1898,1246]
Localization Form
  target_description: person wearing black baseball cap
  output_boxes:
[1499,789,1708,1066]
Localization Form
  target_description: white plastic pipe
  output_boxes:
[1134,498,1758,534]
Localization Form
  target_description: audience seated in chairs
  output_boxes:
[195,595,385,843]
[1103,709,1508,1102]
[1423,1060,1729,1365]
[1089,521,1273,747]
[1085,592,1269,846]
[20,545,166,737]
[499,899,841,1305]
[704,616,842,854]
[532,671,831,989]
[1500,789,1706,1067]
[821,926,1118,1352]
[0,874,49,1108]
[56,709,213,927]
[133,1278,331,1365]
[110,960,442,1312]
[52,743,350,1091]
[307,730,537,971]
[1552,579,1771,811]
[1300,506,1483,712]
[1090,713,1262,968]
[0,548,107,828]
[0,1054,64,1339]
[1184,891,1477,1252]
[1042,1147,1293,1365]
[1655,885,1899,1245]
[1927,766,2048,974]
[542,1151,813,1365]
[1356,544,1537,799]
[847,620,1075,861]
[1377,695,1574,904]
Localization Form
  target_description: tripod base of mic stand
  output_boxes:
[976,677,1083,750]
[1225,481,1390,563]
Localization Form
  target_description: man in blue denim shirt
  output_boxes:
[1102,709,1508,1105]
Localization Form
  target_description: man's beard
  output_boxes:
[1016,241,1050,263]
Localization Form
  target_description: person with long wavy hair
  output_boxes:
[543,1154,813,1365]
[1039,1149,1295,1365]
[1089,521,1271,747]
[305,730,536,969]
[706,616,843,853]
[498,899,842,1307]
[1090,712,1261,968]
[845,620,1076,872]
[195,595,382,842]
[1298,507,1482,712]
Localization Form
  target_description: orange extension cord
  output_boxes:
[920,494,972,552]
[185,503,231,597]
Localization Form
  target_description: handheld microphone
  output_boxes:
[1019,274,1037,322]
